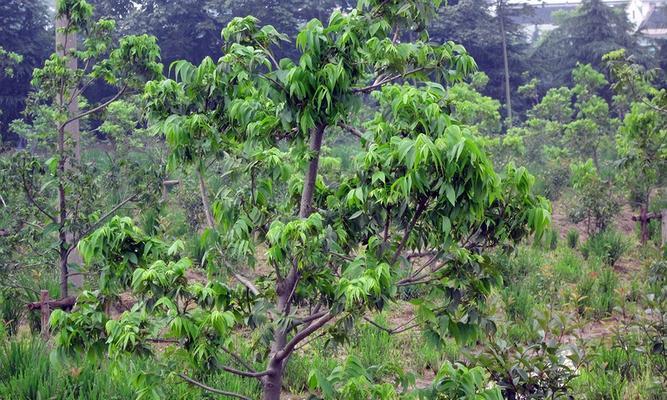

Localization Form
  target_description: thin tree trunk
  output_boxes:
[58,125,68,297]
[55,8,80,297]
[498,0,513,127]
[197,167,215,228]
[262,124,327,400]
[298,124,326,217]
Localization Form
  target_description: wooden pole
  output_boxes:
[40,290,50,339]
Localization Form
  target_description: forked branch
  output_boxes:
[178,373,252,400]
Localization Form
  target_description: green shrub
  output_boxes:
[553,249,583,282]
[284,349,336,395]
[593,268,618,317]
[0,289,22,336]
[566,229,579,249]
[575,271,597,316]
[573,369,625,400]
[498,247,543,288]
[581,230,628,267]
[503,286,535,323]
[647,259,667,298]
[418,361,502,400]
[356,315,395,374]
[0,338,162,399]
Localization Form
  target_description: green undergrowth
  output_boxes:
[1,233,664,400]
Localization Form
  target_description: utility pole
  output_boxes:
[498,0,513,128]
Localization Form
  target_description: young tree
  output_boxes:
[2,0,163,297]
[606,49,667,244]
[51,1,550,398]
[0,0,52,143]
[531,0,638,90]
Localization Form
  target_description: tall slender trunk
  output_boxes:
[58,124,68,297]
[55,9,80,297]
[262,123,327,400]
[498,1,513,127]
[298,124,326,217]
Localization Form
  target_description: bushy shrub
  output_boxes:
[547,229,559,250]
[418,361,502,400]
[575,265,618,318]
[553,249,583,282]
[503,286,535,323]
[475,312,585,400]
[593,268,618,317]
[581,230,628,267]
[498,247,544,288]
[0,289,22,336]
[566,229,579,249]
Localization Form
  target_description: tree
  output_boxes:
[616,104,666,243]
[0,0,52,143]
[51,1,550,399]
[605,49,667,244]
[429,0,529,120]
[506,64,617,198]
[530,0,637,90]
[568,159,620,235]
[2,0,163,297]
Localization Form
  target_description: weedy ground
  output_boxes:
[0,202,665,400]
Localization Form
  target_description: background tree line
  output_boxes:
[2,0,664,145]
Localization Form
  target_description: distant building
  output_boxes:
[495,0,667,40]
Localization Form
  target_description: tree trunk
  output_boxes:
[55,7,80,297]
[498,0,513,128]
[197,167,216,228]
[262,124,326,400]
[298,124,326,217]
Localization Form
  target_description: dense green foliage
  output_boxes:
[0,0,665,399]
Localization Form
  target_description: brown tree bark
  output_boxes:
[197,167,216,228]
[262,123,327,400]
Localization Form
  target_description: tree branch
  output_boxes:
[352,67,427,94]
[292,310,328,327]
[68,193,138,256]
[221,366,269,379]
[231,272,260,296]
[177,373,252,400]
[391,198,428,264]
[61,86,127,128]
[21,170,57,223]
[220,345,257,374]
[338,123,364,139]
[276,312,333,362]
[363,315,419,334]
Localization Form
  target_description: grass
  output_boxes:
[0,238,663,400]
